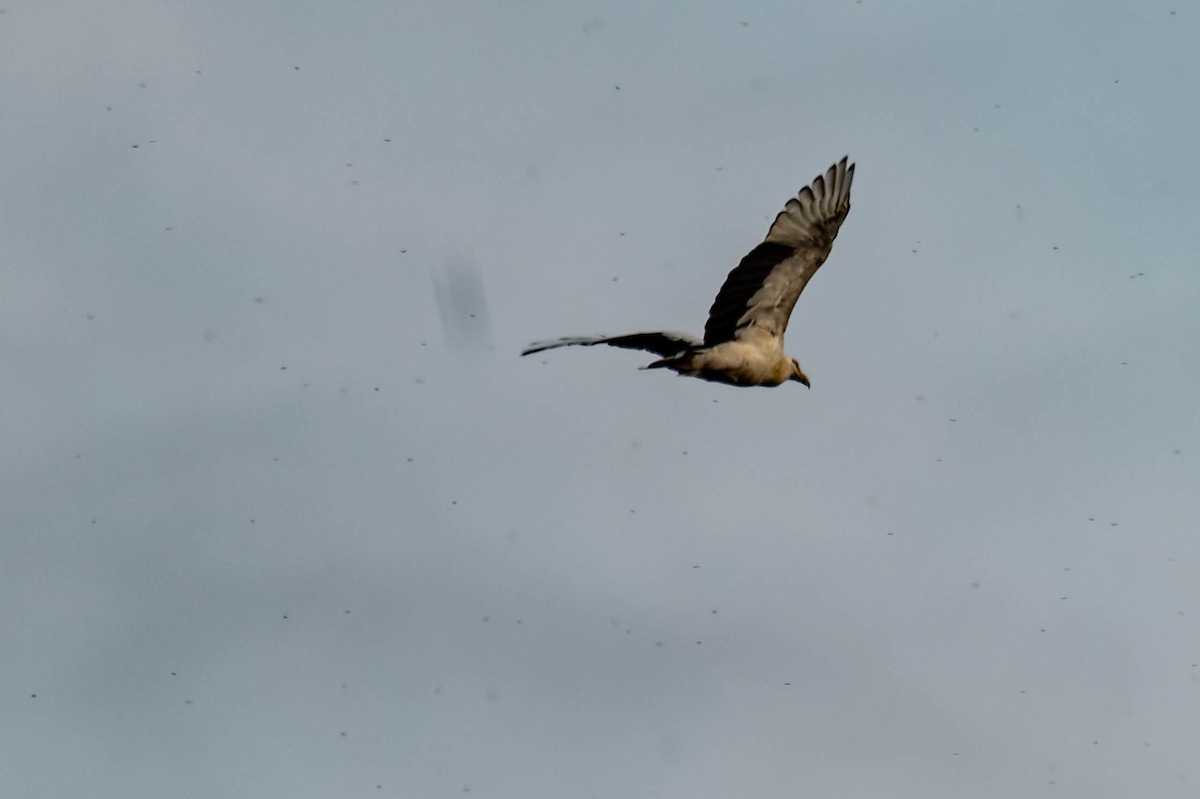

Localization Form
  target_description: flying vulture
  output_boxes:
[522,157,855,387]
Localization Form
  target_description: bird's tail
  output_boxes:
[643,351,694,372]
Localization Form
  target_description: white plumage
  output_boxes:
[523,157,855,387]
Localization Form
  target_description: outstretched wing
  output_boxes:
[522,331,701,358]
[703,157,854,346]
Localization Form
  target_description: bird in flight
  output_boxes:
[522,157,855,387]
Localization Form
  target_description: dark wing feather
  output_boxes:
[703,157,854,346]
[521,331,701,358]
[702,243,795,346]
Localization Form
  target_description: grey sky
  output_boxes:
[2,1,1198,797]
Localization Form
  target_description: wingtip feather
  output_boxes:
[521,336,601,356]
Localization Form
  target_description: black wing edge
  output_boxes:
[522,332,700,358]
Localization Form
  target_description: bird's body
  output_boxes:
[522,157,855,388]
[647,334,797,387]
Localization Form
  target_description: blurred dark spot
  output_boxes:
[433,259,494,355]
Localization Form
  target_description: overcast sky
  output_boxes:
[2,2,1199,797]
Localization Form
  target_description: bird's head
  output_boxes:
[789,358,810,388]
